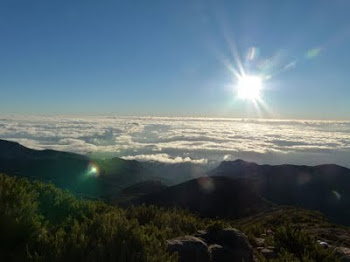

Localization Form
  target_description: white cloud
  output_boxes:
[0,115,350,167]
[122,153,208,164]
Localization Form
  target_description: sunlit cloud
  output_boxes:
[122,153,208,164]
[1,116,350,168]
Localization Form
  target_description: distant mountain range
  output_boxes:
[0,139,206,199]
[208,159,350,225]
[1,139,350,225]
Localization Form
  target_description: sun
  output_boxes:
[236,75,263,101]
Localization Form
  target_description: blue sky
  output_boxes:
[1,0,350,119]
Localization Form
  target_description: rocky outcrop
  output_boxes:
[167,227,253,262]
[167,236,210,262]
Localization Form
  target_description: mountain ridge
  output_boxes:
[1,139,350,225]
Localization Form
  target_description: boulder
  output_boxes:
[205,228,253,261]
[209,243,251,262]
[167,235,210,262]
[260,248,276,259]
[335,247,350,262]
[167,228,253,262]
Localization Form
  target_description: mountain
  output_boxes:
[210,159,350,225]
[114,180,167,204]
[2,139,350,225]
[130,176,273,219]
[0,139,206,199]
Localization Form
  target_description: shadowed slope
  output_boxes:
[210,159,350,225]
[0,139,206,199]
[131,176,272,219]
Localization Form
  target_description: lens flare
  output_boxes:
[332,190,341,200]
[306,48,322,59]
[198,176,215,193]
[87,162,100,178]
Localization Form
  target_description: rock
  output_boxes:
[208,244,223,251]
[206,228,251,247]
[167,228,253,262]
[208,244,223,262]
[260,248,276,259]
[317,240,330,248]
[205,228,254,262]
[209,243,250,262]
[335,247,350,262]
[167,235,210,262]
[266,246,276,251]
[195,230,207,236]
[253,237,265,247]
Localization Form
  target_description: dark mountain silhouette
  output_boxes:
[2,139,350,225]
[114,180,167,204]
[210,159,350,225]
[120,180,167,195]
[0,139,204,199]
[130,176,273,219]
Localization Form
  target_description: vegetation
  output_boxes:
[0,173,209,261]
[0,173,345,261]
[235,208,344,261]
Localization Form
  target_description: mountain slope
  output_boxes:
[131,176,273,219]
[210,159,350,225]
[0,139,206,199]
[0,139,168,198]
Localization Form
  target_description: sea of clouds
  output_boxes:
[1,115,350,167]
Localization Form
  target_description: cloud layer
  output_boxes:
[1,115,350,167]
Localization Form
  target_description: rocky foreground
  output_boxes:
[167,228,254,262]
[167,227,350,262]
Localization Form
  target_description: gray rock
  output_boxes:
[317,240,330,248]
[206,228,253,262]
[207,228,252,247]
[167,235,210,262]
[195,230,207,236]
[260,248,276,259]
[209,243,249,262]
[167,228,253,262]
[208,243,223,261]
[335,247,350,262]
[253,237,265,247]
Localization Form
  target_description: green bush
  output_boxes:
[272,223,339,262]
[0,174,181,261]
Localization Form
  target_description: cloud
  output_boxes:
[0,115,350,167]
[122,153,208,164]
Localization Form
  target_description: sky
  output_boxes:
[1,0,350,119]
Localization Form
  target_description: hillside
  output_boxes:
[0,173,346,261]
[0,139,206,199]
[210,159,350,225]
[115,180,167,204]
[130,176,273,219]
[2,139,350,226]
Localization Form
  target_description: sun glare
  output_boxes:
[236,75,263,101]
